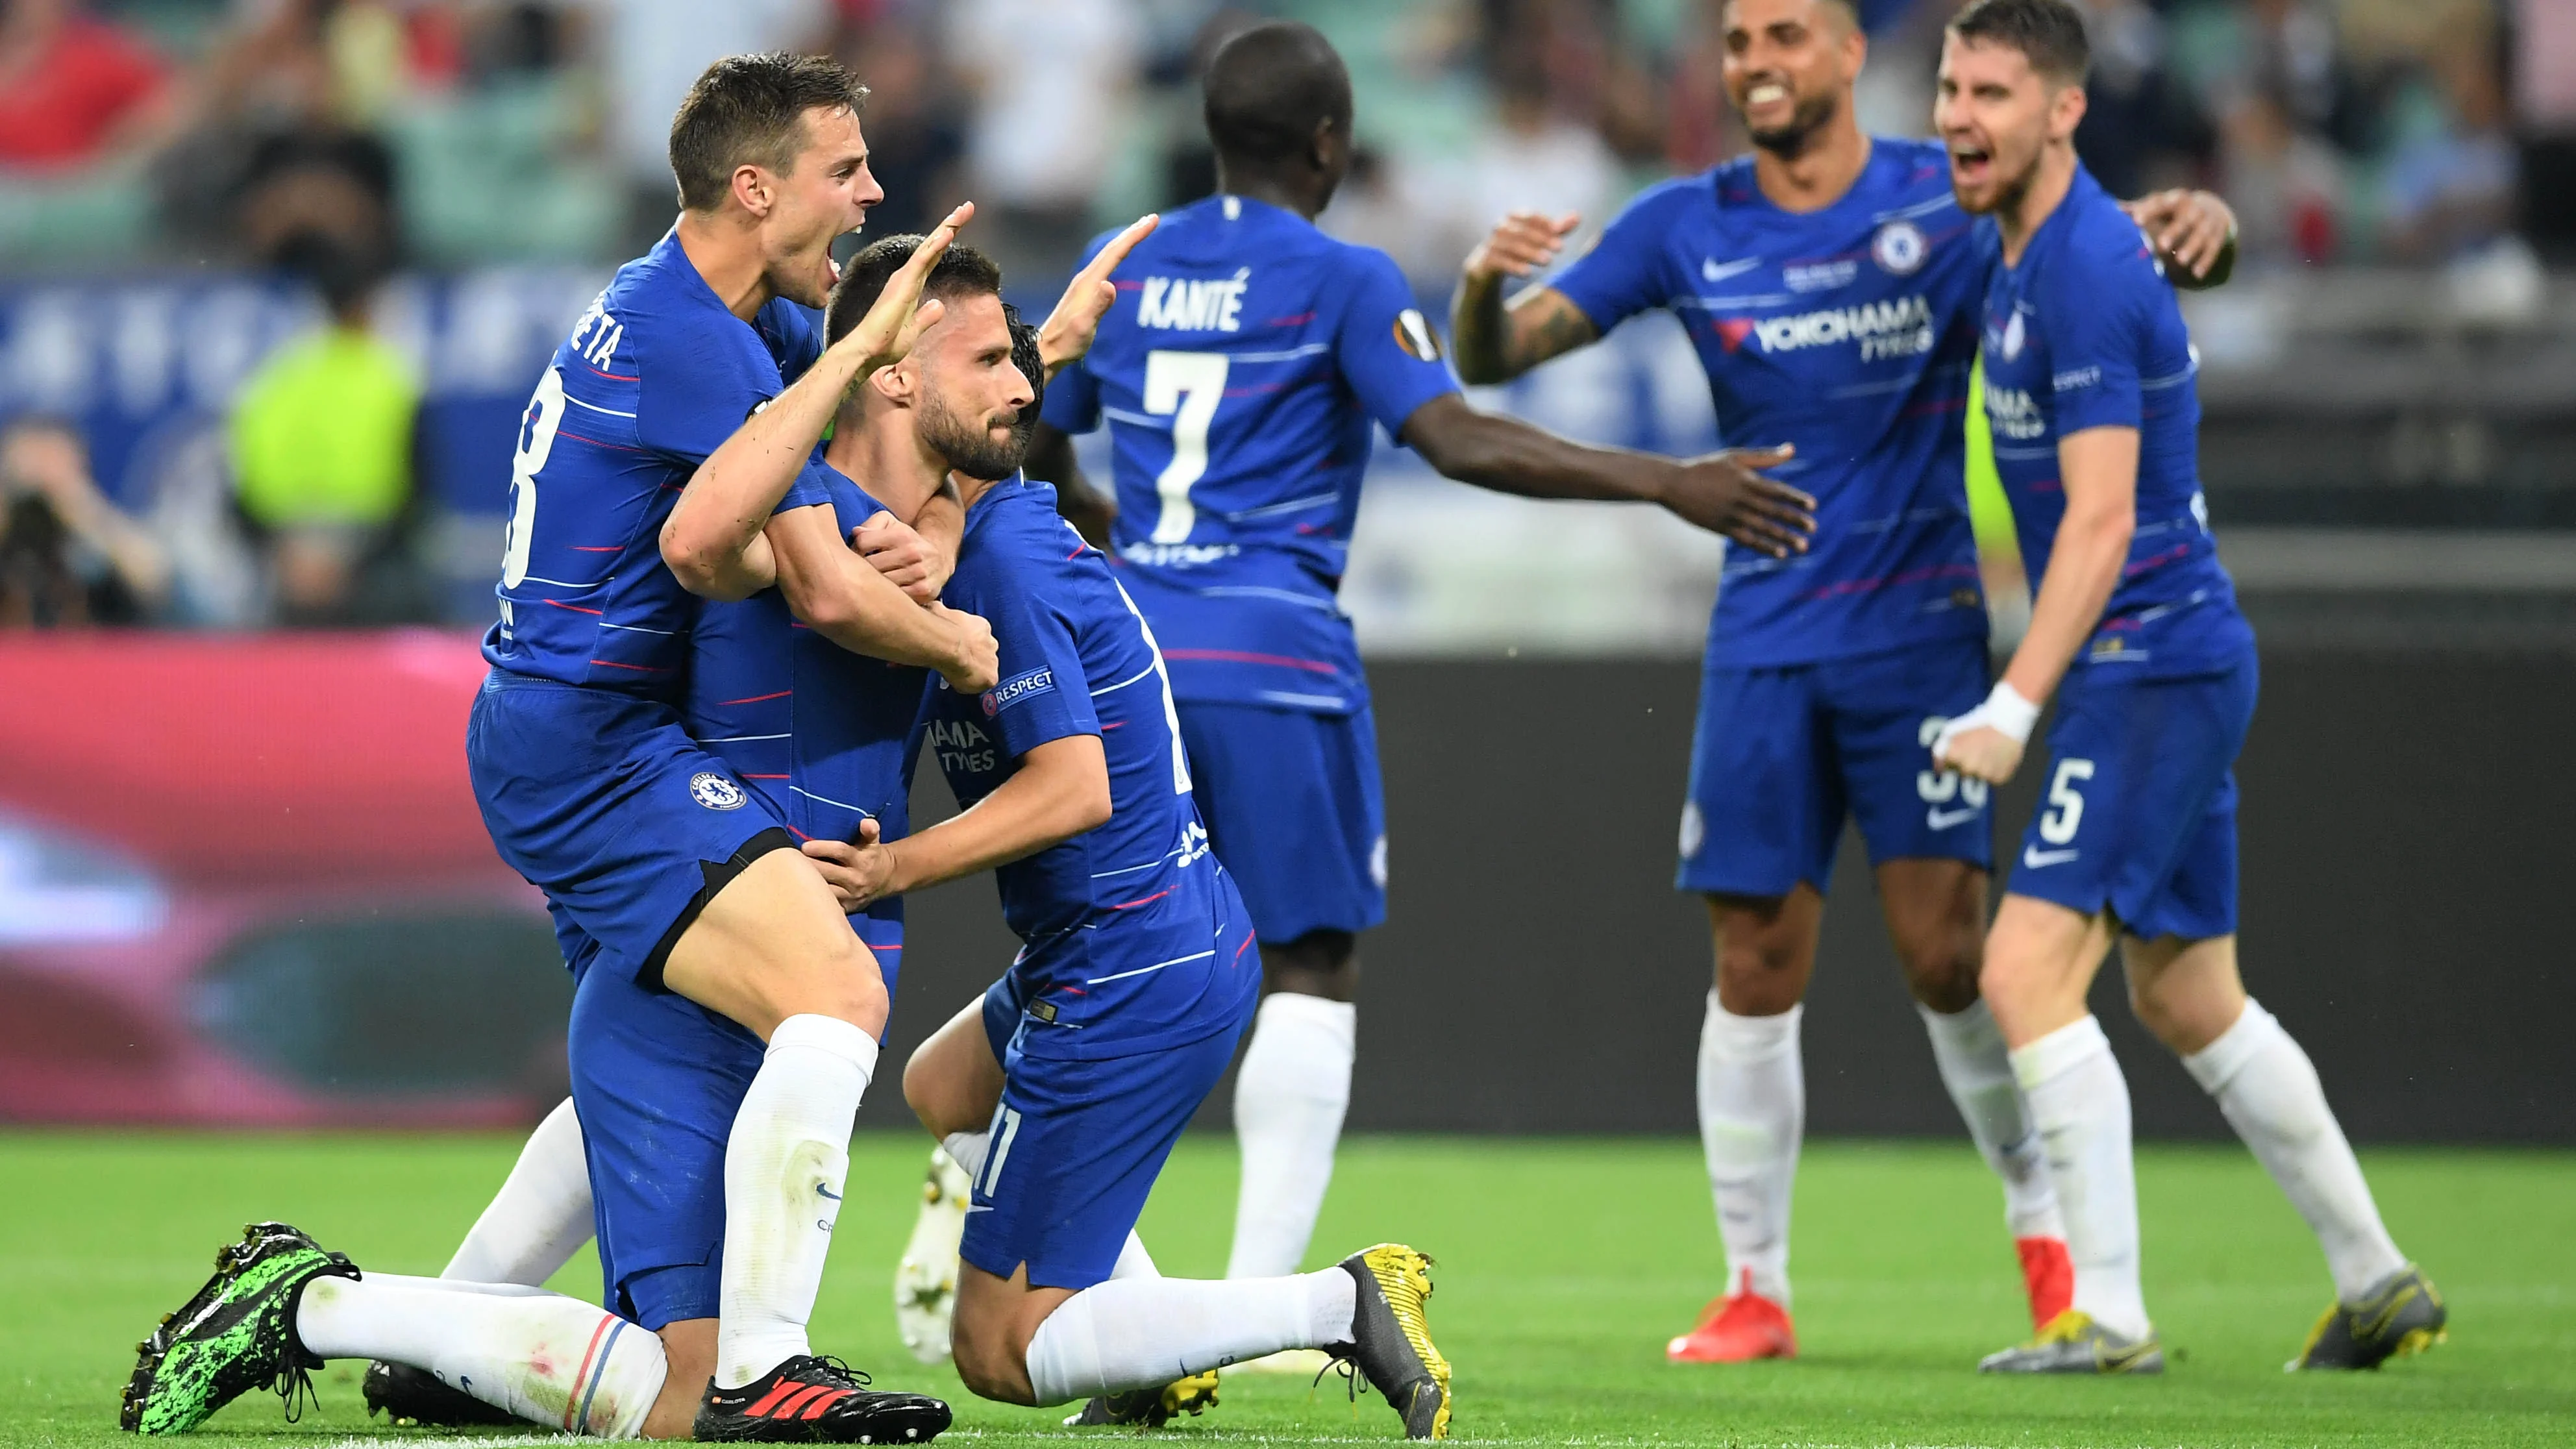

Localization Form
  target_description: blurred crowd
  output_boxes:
[0,0,2561,630]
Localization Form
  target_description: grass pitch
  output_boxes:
[3,1132,2567,1447]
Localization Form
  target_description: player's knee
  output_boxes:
[773,932,889,1034]
[948,1321,1037,1406]
[1898,941,1983,1014]
[902,1048,978,1137]
[1713,935,1808,1013]
[1261,929,1357,1000]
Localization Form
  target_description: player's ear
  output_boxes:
[2050,80,2088,141]
[731,162,771,219]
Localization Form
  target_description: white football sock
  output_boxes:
[2012,1016,2149,1339]
[942,1128,1157,1277]
[1226,993,1356,1280]
[1696,993,1802,1306]
[1920,1000,2065,1240]
[2183,999,2407,1303]
[444,1096,595,1287]
[717,1013,875,1389]
[297,1272,664,1437]
[1022,1270,1356,1406]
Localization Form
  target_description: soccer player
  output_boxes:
[769,234,1456,1439]
[1926,0,2445,1375]
[1023,21,1818,1337]
[1448,0,2237,1361]
[121,55,992,1442]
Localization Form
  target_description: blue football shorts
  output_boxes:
[566,904,906,1329]
[2003,649,2259,943]
[1178,700,1386,943]
[1677,636,1996,898]
[467,669,800,987]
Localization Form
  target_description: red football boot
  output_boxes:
[2017,1236,2074,1330]
[1666,1269,1797,1363]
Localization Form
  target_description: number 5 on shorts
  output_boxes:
[2040,758,2094,845]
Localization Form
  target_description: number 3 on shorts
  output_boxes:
[2040,758,2094,845]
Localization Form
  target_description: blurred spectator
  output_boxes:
[2067,0,2213,199]
[0,415,169,626]
[823,6,967,238]
[1420,45,1619,279]
[227,238,423,626]
[943,0,1142,280]
[2381,31,2518,264]
[0,0,180,174]
[2521,0,2576,254]
[1662,0,1747,173]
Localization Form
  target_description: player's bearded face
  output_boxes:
[1722,0,1856,154]
[764,106,883,308]
[917,299,1035,482]
[1935,37,2055,216]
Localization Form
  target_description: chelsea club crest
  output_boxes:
[689,772,747,810]
[1872,219,1927,276]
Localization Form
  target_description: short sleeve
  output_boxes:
[964,547,1100,760]
[1549,183,1682,334]
[774,447,839,516]
[1333,247,1461,438]
[634,314,784,465]
[2037,242,2149,436]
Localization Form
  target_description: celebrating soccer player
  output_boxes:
[1449,0,2240,1363]
[1926,0,2445,1376]
[1021,25,1816,1363]
[122,55,991,1443]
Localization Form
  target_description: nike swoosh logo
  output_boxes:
[2023,847,2081,867]
[816,1185,843,1202]
[1702,256,1764,282]
[1927,806,1981,830]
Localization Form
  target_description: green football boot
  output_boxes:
[1978,1309,2165,1375]
[121,1222,358,1434]
[2291,1265,2447,1370]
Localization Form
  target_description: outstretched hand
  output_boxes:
[1661,445,1816,558]
[1038,213,1158,378]
[2120,189,2234,280]
[833,202,974,378]
[1465,210,1580,284]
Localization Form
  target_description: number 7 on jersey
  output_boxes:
[1143,350,1228,545]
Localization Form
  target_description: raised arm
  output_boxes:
[1933,425,2139,785]
[1450,211,1602,384]
[1398,395,1814,557]
[662,204,969,595]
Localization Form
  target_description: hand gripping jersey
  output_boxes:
[1549,138,1992,669]
[480,228,840,696]
[1975,164,2254,678]
[1039,194,1461,715]
[922,478,1258,1059]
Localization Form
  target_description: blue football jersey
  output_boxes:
[684,464,931,848]
[1550,138,1992,669]
[922,477,1250,1058]
[1037,194,1460,714]
[1977,165,2253,678]
[481,228,837,698]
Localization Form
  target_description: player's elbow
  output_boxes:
[1063,771,1112,836]
[660,517,731,598]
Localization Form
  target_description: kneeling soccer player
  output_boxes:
[1931,0,2444,1375]
[794,236,1453,1439]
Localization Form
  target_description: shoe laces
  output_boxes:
[1311,1355,1365,1420]
[806,1355,874,1391]
[272,1361,321,1425]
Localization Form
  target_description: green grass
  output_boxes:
[4,1133,2568,1446]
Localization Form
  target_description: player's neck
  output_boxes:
[1215,163,1326,222]
[952,471,1003,514]
[1750,113,1870,215]
[825,410,942,526]
[672,210,776,322]
[1995,143,2079,267]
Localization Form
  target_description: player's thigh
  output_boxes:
[1981,890,2118,1047]
[1872,856,1990,1011]
[1704,886,1825,1014]
[1678,661,1840,900]
[2119,931,2248,1056]
[904,993,1008,1138]
[662,845,889,1039]
[565,960,764,1330]
[1827,638,2000,881]
[1178,701,1385,943]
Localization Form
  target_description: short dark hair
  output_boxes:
[1948,0,2090,86]
[1202,21,1352,165]
[1720,0,1861,32]
[668,53,869,212]
[823,235,1008,349]
[1002,301,1046,419]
